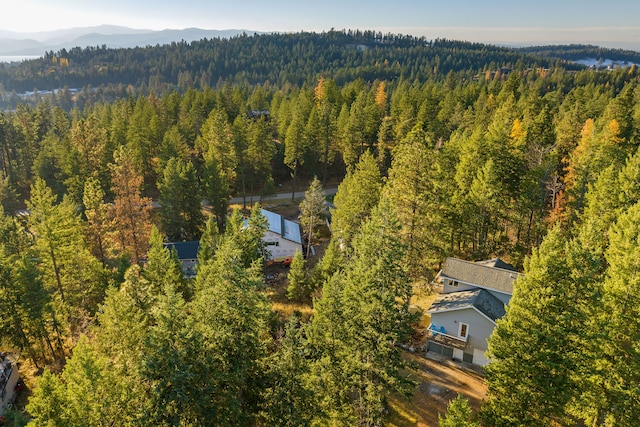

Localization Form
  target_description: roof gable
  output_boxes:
[475,257,517,271]
[439,257,521,295]
[427,288,506,322]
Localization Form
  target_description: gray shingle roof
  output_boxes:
[475,258,517,271]
[439,257,521,295]
[427,288,506,322]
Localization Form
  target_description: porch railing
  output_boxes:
[426,326,468,350]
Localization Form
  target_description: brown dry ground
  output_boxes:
[385,287,487,426]
[386,351,487,427]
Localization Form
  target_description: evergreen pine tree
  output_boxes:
[197,213,220,266]
[157,156,204,241]
[141,281,210,426]
[330,150,382,251]
[28,178,106,333]
[439,395,479,427]
[258,314,316,426]
[484,226,588,426]
[82,177,113,266]
[307,199,414,426]
[25,369,69,426]
[286,250,308,301]
[191,237,271,424]
[299,177,326,258]
[595,202,640,426]
[381,124,437,280]
[143,226,186,300]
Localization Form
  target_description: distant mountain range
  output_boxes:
[0,25,261,56]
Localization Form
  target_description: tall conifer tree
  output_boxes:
[308,199,413,426]
[484,226,595,426]
[157,156,204,241]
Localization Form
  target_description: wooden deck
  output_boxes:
[426,329,468,350]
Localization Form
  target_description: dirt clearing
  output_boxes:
[387,351,487,427]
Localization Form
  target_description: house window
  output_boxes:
[458,322,469,339]
[266,241,280,246]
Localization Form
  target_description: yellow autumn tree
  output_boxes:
[563,119,595,215]
[564,118,623,220]
[600,118,622,146]
[374,81,387,111]
[314,77,325,105]
[509,118,526,151]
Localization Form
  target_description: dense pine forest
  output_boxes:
[0,30,639,426]
[0,30,565,96]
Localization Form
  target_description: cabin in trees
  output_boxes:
[426,258,521,367]
[261,209,303,263]
[164,241,199,278]
[0,353,19,417]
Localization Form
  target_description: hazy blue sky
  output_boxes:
[5,0,640,49]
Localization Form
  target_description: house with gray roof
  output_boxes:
[426,257,522,366]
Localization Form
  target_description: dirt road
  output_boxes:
[229,187,338,205]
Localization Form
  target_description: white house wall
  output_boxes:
[180,259,198,278]
[429,308,497,355]
[442,280,478,294]
[263,230,303,259]
[473,348,491,366]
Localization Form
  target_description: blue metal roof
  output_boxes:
[261,209,302,244]
[261,209,282,234]
[164,241,200,260]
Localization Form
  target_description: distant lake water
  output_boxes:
[574,58,639,68]
[0,55,40,63]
